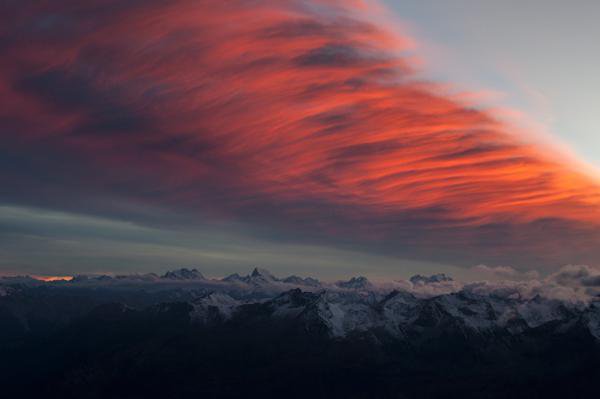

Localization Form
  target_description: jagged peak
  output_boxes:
[250,267,277,280]
[161,268,205,280]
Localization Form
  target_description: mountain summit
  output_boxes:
[162,268,205,280]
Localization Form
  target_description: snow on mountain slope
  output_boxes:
[246,268,280,286]
[190,292,240,324]
[516,296,577,328]
[584,302,600,339]
[379,290,420,334]
[268,289,320,319]
[307,291,380,337]
[234,287,600,340]
[255,289,380,337]
[426,292,500,331]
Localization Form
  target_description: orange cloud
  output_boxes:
[1,0,599,268]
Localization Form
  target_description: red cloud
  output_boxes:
[1,0,599,268]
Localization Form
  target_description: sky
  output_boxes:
[1,0,599,279]
[385,0,600,168]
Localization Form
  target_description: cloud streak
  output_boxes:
[1,0,600,270]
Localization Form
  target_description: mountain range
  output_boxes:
[1,267,600,398]
[2,267,600,340]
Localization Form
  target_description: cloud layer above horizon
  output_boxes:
[1,0,600,273]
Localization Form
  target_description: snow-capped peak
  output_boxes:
[220,268,280,286]
[191,292,239,324]
[162,268,205,280]
[250,267,278,281]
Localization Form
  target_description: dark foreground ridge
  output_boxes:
[1,268,600,398]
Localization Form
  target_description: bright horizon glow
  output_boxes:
[32,276,73,282]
